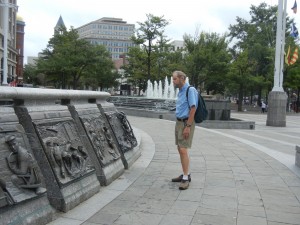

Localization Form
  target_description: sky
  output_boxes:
[16,0,295,64]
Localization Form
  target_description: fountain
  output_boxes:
[146,76,176,99]
[146,76,189,99]
[107,77,254,129]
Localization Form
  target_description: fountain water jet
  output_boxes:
[146,76,182,99]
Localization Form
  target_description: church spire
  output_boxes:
[54,15,66,33]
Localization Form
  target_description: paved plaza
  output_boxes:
[48,112,300,225]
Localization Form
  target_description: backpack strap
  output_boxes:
[186,85,192,108]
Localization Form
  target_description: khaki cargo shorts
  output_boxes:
[175,120,195,148]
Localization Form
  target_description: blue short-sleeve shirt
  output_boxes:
[175,83,198,119]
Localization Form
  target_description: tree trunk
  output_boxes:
[147,40,151,81]
[238,84,243,112]
[257,86,262,106]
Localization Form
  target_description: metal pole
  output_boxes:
[266,0,288,127]
[273,0,284,91]
[279,0,287,90]
[2,0,9,85]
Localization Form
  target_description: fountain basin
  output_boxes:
[107,96,255,129]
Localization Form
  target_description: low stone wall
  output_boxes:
[0,87,140,225]
[114,106,254,129]
[107,96,232,121]
[201,119,255,129]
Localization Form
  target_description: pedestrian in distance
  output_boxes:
[261,101,266,113]
[171,71,198,190]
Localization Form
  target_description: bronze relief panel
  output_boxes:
[105,111,137,153]
[80,114,120,167]
[0,129,46,207]
[33,119,94,186]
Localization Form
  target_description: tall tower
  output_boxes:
[54,15,66,34]
[16,14,25,83]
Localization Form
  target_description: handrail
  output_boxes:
[0,87,110,100]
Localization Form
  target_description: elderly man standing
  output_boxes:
[171,71,198,190]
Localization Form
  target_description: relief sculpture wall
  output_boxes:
[81,115,120,167]
[0,87,140,225]
[105,111,137,153]
[0,119,54,225]
[103,110,139,169]
[34,119,94,186]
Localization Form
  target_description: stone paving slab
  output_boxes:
[48,114,300,225]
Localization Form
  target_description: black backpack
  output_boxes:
[186,86,208,123]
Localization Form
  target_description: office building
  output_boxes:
[16,14,25,82]
[0,0,18,85]
[169,40,185,51]
[76,17,135,60]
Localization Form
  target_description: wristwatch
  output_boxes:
[185,123,192,127]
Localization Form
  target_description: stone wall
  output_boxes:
[107,96,231,121]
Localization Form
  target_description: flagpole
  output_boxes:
[279,0,287,90]
[266,0,288,127]
[273,0,285,92]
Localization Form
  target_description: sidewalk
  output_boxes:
[49,114,300,225]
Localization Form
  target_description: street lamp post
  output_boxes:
[266,0,288,127]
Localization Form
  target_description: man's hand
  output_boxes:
[183,127,190,140]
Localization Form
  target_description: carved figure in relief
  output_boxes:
[46,140,66,178]
[0,179,14,207]
[78,145,88,160]
[68,144,87,172]
[46,139,88,178]
[102,126,119,160]
[117,112,132,134]
[5,135,45,194]
[117,112,137,146]
[88,128,105,160]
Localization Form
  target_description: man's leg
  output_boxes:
[178,146,190,190]
[178,146,189,176]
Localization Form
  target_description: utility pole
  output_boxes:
[0,0,17,85]
[266,0,288,127]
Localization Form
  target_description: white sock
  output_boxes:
[183,175,189,180]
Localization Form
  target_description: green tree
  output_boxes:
[164,49,187,77]
[23,64,38,85]
[183,31,231,94]
[227,50,256,111]
[132,14,169,81]
[123,46,149,94]
[228,2,293,103]
[36,27,114,90]
[82,45,119,90]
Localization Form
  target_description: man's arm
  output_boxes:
[182,106,196,140]
[186,106,196,127]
